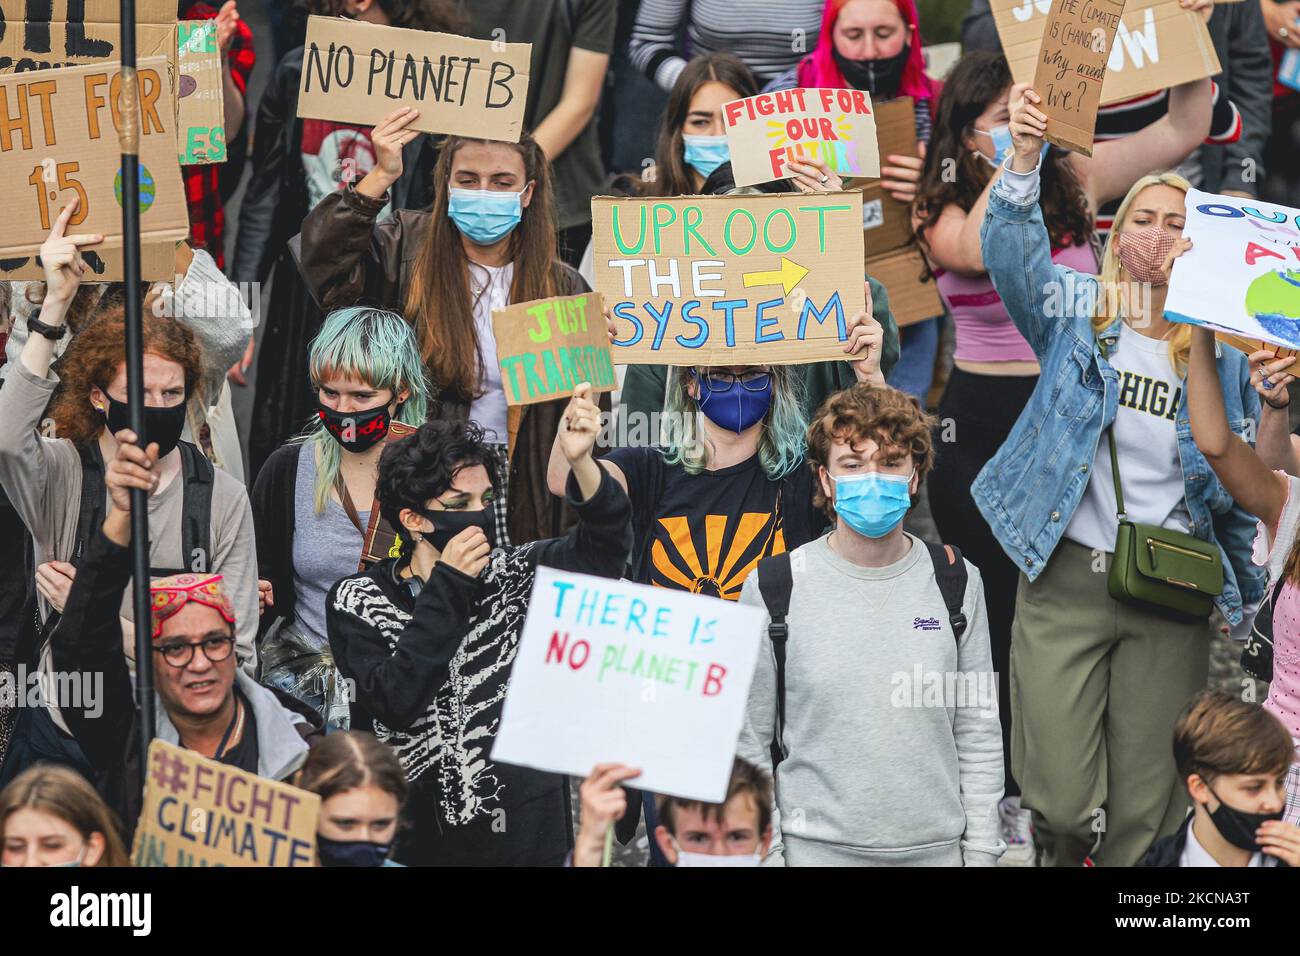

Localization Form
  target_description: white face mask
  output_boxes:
[672,839,763,867]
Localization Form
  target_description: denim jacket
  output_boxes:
[971,173,1265,625]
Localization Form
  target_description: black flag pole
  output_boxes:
[118,0,156,785]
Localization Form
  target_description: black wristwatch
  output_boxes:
[27,310,68,341]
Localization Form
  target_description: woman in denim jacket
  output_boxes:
[973,85,1265,867]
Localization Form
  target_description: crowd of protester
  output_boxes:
[4,0,1300,870]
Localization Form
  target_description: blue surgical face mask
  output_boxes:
[833,470,914,539]
[448,187,525,246]
[692,371,773,434]
[974,125,1050,168]
[682,134,730,179]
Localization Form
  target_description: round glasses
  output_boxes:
[153,634,236,668]
[698,371,772,394]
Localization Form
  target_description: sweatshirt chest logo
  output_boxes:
[912,616,941,632]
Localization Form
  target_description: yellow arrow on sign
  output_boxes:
[742,257,810,296]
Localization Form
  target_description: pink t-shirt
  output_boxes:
[936,243,1098,364]
[1252,473,1300,740]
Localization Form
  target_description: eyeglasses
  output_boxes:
[153,635,236,668]
[698,371,772,394]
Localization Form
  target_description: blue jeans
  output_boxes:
[885,316,942,401]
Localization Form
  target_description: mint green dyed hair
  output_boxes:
[297,307,430,514]
[661,365,807,480]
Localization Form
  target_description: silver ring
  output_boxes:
[819,174,829,184]
[1282,26,1290,38]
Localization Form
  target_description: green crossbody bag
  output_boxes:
[1105,429,1223,621]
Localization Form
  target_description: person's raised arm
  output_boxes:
[214,0,247,141]
[1188,325,1288,533]
[1077,78,1213,209]
[547,315,630,498]
[50,431,158,771]
[572,763,642,866]
[914,158,1003,277]
[976,85,1086,357]
[535,383,632,577]
[533,48,611,162]
[298,108,417,311]
[0,198,101,543]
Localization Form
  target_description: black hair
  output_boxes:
[376,420,500,559]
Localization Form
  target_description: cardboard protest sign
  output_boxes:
[722,87,879,188]
[176,19,225,165]
[592,192,867,365]
[1166,190,1300,351]
[0,58,190,279]
[1031,0,1124,156]
[297,16,530,142]
[0,0,175,74]
[860,97,918,256]
[991,0,1221,106]
[0,239,179,282]
[492,292,616,406]
[868,246,944,329]
[359,420,418,571]
[491,567,764,803]
[132,740,320,867]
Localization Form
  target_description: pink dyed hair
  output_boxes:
[795,0,937,103]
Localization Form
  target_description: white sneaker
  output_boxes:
[997,796,1037,867]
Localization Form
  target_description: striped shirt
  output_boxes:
[629,0,824,90]
[1092,81,1241,240]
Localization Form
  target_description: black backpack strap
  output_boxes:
[925,542,968,642]
[178,441,215,574]
[73,442,107,566]
[756,552,793,767]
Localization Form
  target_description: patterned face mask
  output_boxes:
[1116,225,1179,286]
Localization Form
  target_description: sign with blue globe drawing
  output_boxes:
[1167,189,1300,351]
[114,165,158,214]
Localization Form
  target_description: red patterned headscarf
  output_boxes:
[150,573,237,639]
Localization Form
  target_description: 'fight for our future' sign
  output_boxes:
[132,740,320,867]
[1166,190,1300,351]
[722,87,880,188]
[491,568,763,803]
[592,192,867,365]
[296,16,530,142]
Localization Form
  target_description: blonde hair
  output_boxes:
[1092,171,1193,375]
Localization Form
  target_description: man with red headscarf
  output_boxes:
[50,432,322,841]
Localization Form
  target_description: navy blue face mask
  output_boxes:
[316,834,392,868]
[692,371,773,434]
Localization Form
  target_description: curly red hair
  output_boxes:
[48,305,202,448]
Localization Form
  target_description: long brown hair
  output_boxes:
[48,304,203,447]
[914,50,1093,271]
[0,765,130,866]
[403,135,563,401]
[650,53,759,198]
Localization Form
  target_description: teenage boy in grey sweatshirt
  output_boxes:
[737,385,1006,866]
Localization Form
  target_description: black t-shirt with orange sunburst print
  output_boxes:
[605,447,827,601]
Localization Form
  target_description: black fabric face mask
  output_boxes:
[316,400,392,453]
[414,505,495,554]
[833,41,911,99]
[316,834,392,868]
[1207,784,1284,852]
[103,395,188,459]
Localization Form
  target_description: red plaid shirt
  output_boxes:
[181,2,255,270]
